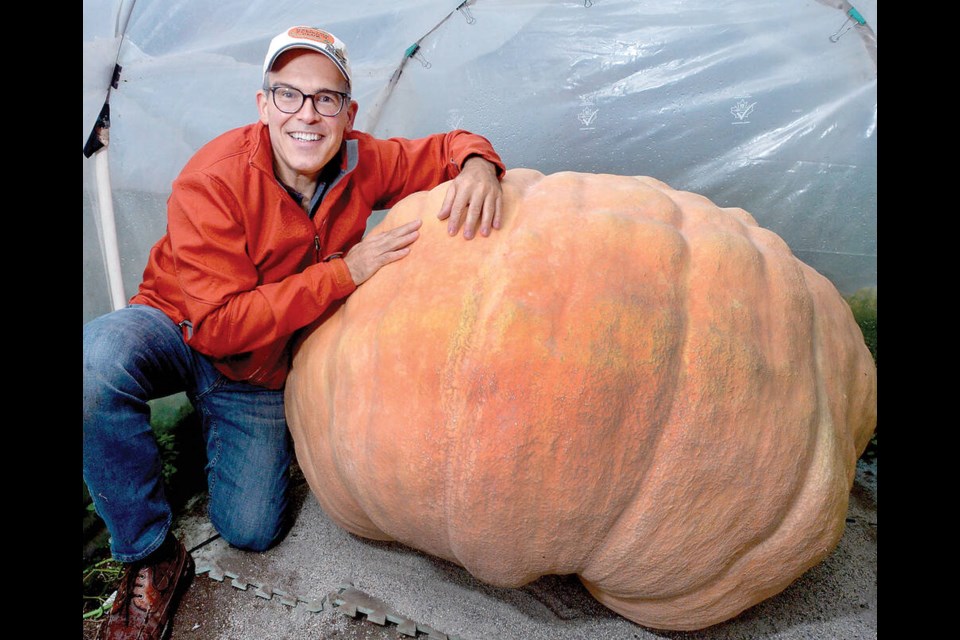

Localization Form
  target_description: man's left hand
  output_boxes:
[437,157,503,240]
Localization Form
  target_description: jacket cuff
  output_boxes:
[460,152,506,179]
[328,256,358,297]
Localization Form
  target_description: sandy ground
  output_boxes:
[85,458,876,640]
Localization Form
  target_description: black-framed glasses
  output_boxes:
[268,86,350,117]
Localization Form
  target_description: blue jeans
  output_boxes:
[83,305,292,563]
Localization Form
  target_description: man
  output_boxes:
[83,25,505,639]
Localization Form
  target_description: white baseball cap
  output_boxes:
[263,26,352,90]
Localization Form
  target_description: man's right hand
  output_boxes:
[343,218,422,286]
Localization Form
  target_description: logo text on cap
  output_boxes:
[288,27,336,46]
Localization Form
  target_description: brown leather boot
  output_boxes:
[99,536,195,640]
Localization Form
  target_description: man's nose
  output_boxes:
[297,97,322,120]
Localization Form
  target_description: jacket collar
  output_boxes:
[250,122,275,177]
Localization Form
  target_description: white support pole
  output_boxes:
[94,147,127,311]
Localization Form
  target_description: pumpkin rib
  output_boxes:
[349,244,455,540]
[581,197,840,630]
[608,380,848,629]
[440,283,483,565]
[438,171,672,583]
[439,173,576,580]
[580,187,826,613]
[290,303,395,541]
[578,182,692,579]
[520,172,692,582]
[436,172,543,571]
[639,245,852,628]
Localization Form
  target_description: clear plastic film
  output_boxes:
[83,0,876,322]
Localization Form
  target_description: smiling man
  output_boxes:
[83,26,505,640]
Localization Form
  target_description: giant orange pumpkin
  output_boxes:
[285,168,877,631]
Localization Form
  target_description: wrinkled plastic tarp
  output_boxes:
[83,0,877,323]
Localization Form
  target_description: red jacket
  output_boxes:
[131,122,505,389]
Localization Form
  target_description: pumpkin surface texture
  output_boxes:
[285,168,877,631]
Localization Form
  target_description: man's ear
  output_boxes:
[344,100,359,133]
[257,89,269,125]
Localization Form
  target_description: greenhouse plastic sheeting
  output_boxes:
[83,0,877,323]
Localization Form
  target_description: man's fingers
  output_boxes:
[478,192,503,237]
[385,218,423,247]
[437,161,503,238]
[445,186,469,237]
[461,194,484,240]
[447,186,485,238]
[437,183,457,222]
[370,218,422,252]
[344,219,421,285]
[378,245,412,267]
[492,194,503,231]
[391,218,424,235]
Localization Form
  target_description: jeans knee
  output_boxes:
[84,323,119,389]
[83,306,187,411]
[83,315,147,405]
[213,508,289,552]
